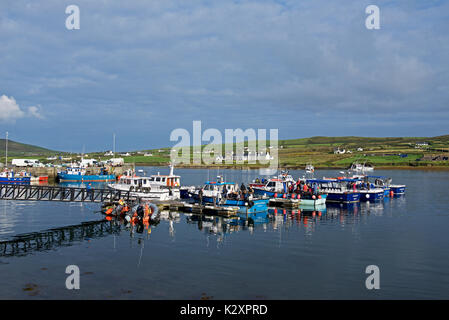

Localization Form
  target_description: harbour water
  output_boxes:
[1,167,449,299]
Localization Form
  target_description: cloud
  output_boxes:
[0,1,448,150]
[0,95,44,121]
[27,105,45,119]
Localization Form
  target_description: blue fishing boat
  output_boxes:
[306,179,361,203]
[0,170,31,184]
[188,178,270,213]
[57,166,116,182]
[251,177,327,206]
[338,178,385,202]
[360,175,406,196]
[390,185,406,195]
[358,188,385,201]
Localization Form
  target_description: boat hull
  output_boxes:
[253,188,327,204]
[0,177,31,184]
[58,173,116,182]
[359,190,385,201]
[390,185,406,195]
[191,193,269,213]
[325,192,360,203]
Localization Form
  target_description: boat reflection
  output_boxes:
[1,195,405,258]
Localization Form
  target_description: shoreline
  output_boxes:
[129,163,449,171]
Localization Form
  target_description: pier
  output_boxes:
[0,184,130,203]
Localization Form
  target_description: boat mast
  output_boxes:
[5,131,8,168]
[113,133,116,157]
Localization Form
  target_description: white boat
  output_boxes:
[305,164,315,174]
[108,164,181,200]
[350,162,374,173]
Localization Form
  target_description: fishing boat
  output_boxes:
[0,132,30,184]
[57,166,116,182]
[305,164,315,174]
[0,169,31,184]
[355,184,385,202]
[250,171,296,196]
[389,184,406,195]
[306,179,360,203]
[349,162,374,173]
[250,174,327,206]
[188,177,269,214]
[108,165,181,200]
[354,175,406,197]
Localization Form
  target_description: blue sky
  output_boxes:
[1,0,448,152]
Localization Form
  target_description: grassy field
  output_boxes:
[116,135,449,168]
[1,135,448,169]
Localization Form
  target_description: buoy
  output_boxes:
[282,193,287,199]
[291,194,296,199]
[390,190,394,197]
[274,193,278,198]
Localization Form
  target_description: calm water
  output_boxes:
[1,167,449,299]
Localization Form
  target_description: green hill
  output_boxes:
[0,139,56,156]
[126,135,449,168]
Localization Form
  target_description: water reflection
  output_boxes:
[0,210,180,258]
[0,195,407,258]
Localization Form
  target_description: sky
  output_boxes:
[0,0,448,152]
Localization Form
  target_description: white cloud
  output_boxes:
[27,105,45,119]
[0,95,44,121]
[0,95,25,120]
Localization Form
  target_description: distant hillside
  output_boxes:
[125,134,449,168]
[0,139,56,156]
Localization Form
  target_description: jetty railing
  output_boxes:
[0,184,130,203]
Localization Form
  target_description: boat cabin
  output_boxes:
[65,167,86,176]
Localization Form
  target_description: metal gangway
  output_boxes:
[0,219,121,257]
[0,184,131,203]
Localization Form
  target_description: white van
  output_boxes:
[12,159,40,167]
[80,158,98,167]
[108,158,124,166]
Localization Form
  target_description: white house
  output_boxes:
[334,147,346,154]
[104,150,114,156]
[144,153,153,157]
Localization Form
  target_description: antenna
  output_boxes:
[5,131,8,168]
[113,133,116,157]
